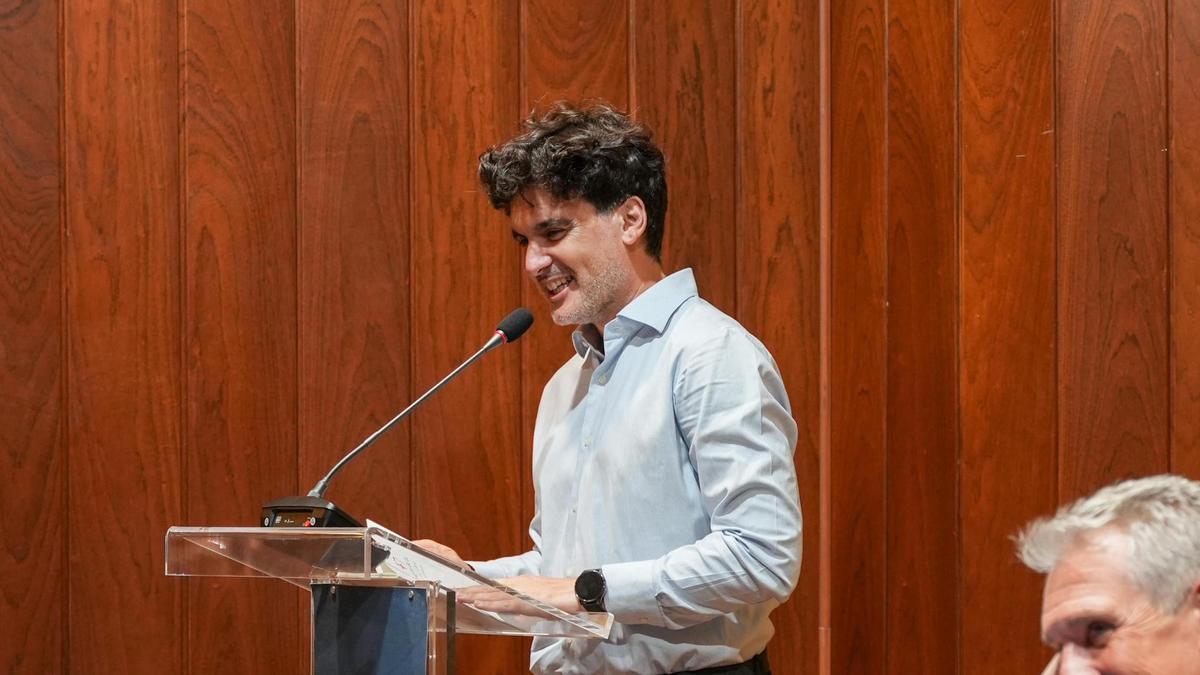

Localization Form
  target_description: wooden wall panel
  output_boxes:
[633,0,737,314]
[884,1,958,673]
[1172,0,1200,475]
[959,0,1058,672]
[184,0,299,671]
[64,0,182,672]
[297,3,411,670]
[411,1,525,671]
[297,0,411,536]
[737,1,821,672]
[519,0,630,568]
[0,1,63,671]
[523,0,628,109]
[828,0,888,671]
[734,2,820,667]
[1057,0,1170,498]
[9,2,1193,673]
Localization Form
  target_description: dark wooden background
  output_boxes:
[1,0,1196,673]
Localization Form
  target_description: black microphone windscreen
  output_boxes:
[496,308,534,343]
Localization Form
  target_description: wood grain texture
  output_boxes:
[184,0,299,671]
[64,0,182,671]
[1058,0,1170,499]
[633,0,737,314]
[297,3,412,669]
[959,0,1058,671]
[410,1,525,671]
[737,0,821,672]
[6,4,1189,673]
[0,0,63,671]
[523,0,629,109]
[1172,0,1200,475]
[297,0,411,536]
[828,0,888,672]
[884,1,958,673]
[519,0,630,585]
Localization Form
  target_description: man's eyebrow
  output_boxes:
[1041,617,1075,646]
[533,217,575,232]
[1041,614,1114,646]
[512,218,575,242]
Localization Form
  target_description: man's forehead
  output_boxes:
[1040,533,1137,641]
[510,189,594,229]
[1041,588,1122,642]
[513,186,578,211]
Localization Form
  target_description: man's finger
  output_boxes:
[410,539,463,562]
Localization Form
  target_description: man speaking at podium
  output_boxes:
[416,102,802,675]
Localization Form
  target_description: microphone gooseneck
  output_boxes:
[305,308,534,500]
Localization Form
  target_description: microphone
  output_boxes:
[262,308,534,528]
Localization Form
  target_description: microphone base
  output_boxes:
[261,496,362,528]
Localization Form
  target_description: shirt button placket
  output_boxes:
[581,365,607,454]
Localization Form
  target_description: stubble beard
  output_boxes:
[551,260,628,328]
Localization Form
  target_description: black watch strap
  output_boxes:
[574,568,607,612]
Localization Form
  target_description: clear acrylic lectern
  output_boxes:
[165,523,612,674]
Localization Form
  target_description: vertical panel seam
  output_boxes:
[953,0,963,671]
[58,0,70,669]
[628,0,637,115]
[293,0,301,500]
[817,0,833,670]
[518,0,528,554]
[1053,0,1062,503]
[1166,0,1175,469]
[292,0,303,655]
[407,0,416,535]
[177,0,189,671]
[734,0,742,317]
[882,0,891,670]
[519,0,528,113]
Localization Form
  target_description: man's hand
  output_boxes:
[457,576,583,615]
[410,539,467,567]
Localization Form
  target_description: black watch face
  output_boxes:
[575,569,605,604]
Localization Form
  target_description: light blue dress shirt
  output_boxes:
[472,268,802,674]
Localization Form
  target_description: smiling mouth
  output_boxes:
[541,275,575,299]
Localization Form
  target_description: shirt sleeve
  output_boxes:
[467,500,544,579]
[600,327,802,628]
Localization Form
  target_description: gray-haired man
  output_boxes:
[1017,475,1200,675]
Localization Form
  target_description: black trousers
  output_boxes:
[669,651,771,675]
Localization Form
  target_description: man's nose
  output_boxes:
[1057,646,1099,675]
[525,242,551,275]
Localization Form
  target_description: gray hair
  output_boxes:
[1016,474,1200,612]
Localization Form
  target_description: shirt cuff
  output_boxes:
[601,559,664,625]
[467,559,510,579]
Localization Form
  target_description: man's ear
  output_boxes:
[1182,580,1200,628]
[616,196,648,246]
[1188,580,1200,611]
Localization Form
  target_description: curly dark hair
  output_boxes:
[478,101,668,260]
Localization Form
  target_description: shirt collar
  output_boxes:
[570,268,698,359]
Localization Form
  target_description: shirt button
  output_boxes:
[583,438,592,448]
[598,374,608,384]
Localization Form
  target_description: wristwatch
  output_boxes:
[574,568,607,612]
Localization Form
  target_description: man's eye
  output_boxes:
[1084,621,1114,648]
[513,236,528,247]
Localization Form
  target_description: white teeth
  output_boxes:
[544,277,573,295]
